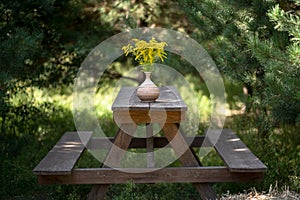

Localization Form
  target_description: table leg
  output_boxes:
[87,124,136,200]
[104,124,136,167]
[162,123,216,200]
[87,185,109,200]
[146,123,154,168]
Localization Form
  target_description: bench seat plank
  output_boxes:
[37,167,265,185]
[208,129,267,172]
[33,132,92,175]
[86,136,207,149]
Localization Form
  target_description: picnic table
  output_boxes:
[33,86,267,200]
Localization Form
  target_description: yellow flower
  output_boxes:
[122,37,168,65]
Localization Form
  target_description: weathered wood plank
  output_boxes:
[150,86,187,111]
[112,86,187,111]
[112,87,149,111]
[37,167,265,185]
[208,129,267,172]
[86,136,206,149]
[33,132,92,175]
[113,110,186,124]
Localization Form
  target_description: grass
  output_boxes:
[220,184,300,200]
[0,79,299,199]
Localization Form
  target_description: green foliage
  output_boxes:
[252,125,300,193]
[0,100,75,156]
[107,182,199,200]
[0,0,117,120]
[178,0,300,134]
[268,4,300,45]
[93,0,188,30]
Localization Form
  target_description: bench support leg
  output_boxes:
[87,124,136,200]
[87,185,109,200]
[162,123,216,200]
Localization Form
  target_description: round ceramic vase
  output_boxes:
[137,72,160,102]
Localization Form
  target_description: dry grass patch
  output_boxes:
[220,184,300,200]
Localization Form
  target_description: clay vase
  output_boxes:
[137,72,160,102]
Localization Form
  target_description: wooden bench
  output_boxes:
[33,131,92,176]
[33,130,267,200]
[32,133,206,176]
[207,129,267,173]
[33,129,267,181]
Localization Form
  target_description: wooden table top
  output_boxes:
[112,86,187,111]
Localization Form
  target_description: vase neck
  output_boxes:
[144,72,152,79]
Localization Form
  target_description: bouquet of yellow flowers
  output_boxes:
[122,37,168,71]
